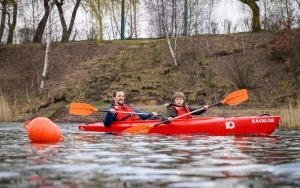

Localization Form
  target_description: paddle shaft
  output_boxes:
[98,109,150,115]
[122,89,248,134]
[153,102,222,126]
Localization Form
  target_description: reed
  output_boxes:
[0,95,13,121]
[279,100,300,128]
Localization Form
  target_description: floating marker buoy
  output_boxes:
[23,117,65,143]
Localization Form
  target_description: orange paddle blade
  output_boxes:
[221,89,248,105]
[122,124,153,134]
[69,103,98,116]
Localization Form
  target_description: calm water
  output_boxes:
[0,122,300,188]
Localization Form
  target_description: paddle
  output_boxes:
[122,89,249,134]
[69,103,150,116]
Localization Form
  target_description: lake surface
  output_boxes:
[0,122,300,188]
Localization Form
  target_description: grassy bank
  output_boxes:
[0,95,299,128]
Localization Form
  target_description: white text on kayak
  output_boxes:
[252,119,275,123]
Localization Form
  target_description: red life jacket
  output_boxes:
[171,105,192,119]
[113,104,140,121]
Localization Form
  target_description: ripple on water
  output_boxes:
[1,123,300,187]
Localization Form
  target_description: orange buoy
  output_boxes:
[23,117,65,143]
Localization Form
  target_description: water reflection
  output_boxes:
[0,122,299,187]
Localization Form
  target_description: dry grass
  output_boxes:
[279,100,300,128]
[0,95,13,121]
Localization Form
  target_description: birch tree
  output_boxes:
[146,0,179,67]
[40,0,53,95]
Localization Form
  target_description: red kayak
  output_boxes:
[78,115,280,136]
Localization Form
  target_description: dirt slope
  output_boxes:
[0,31,297,122]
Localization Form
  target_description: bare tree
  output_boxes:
[127,0,140,39]
[189,0,212,35]
[30,0,39,28]
[108,0,120,39]
[146,0,179,67]
[281,0,295,27]
[6,0,17,44]
[145,0,183,38]
[0,0,8,43]
[18,27,35,43]
[32,0,54,43]
[55,0,81,42]
[86,0,110,40]
[239,0,261,32]
[295,0,300,24]
[17,0,40,43]
[259,0,298,30]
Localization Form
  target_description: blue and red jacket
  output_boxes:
[103,104,152,127]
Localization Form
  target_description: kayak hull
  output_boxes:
[77,115,280,136]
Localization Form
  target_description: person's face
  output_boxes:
[174,97,184,106]
[114,91,125,105]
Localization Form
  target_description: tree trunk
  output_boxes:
[40,0,53,95]
[6,0,17,44]
[55,0,81,42]
[110,1,120,39]
[165,33,178,67]
[162,14,178,67]
[32,0,50,43]
[183,0,188,36]
[67,0,81,41]
[121,0,125,39]
[239,0,261,32]
[133,0,137,38]
[0,0,7,43]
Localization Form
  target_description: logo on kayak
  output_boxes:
[252,118,275,123]
[225,121,235,129]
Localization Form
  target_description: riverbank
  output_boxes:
[0,94,299,128]
[0,31,299,125]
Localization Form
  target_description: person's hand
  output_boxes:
[167,117,173,121]
[151,112,158,116]
[109,109,116,114]
[203,105,209,110]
